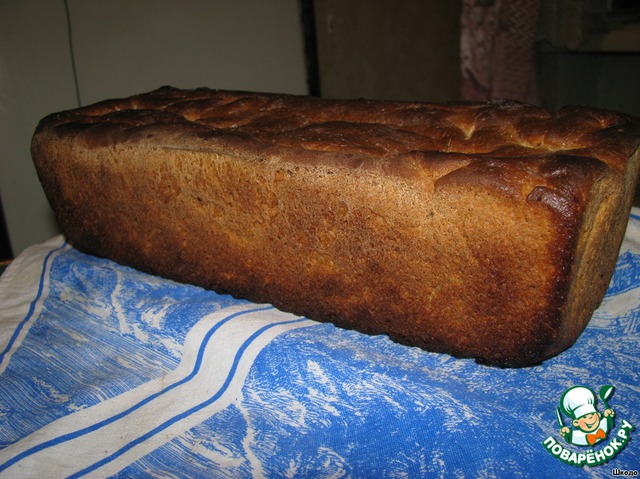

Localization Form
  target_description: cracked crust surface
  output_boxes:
[32,87,640,366]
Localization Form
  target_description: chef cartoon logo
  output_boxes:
[542,385,635,467]
[559,385,615,447]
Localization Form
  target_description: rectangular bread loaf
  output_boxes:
[31,87,640,367]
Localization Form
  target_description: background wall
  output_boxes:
[313,0,461,102]
[537,0,640,117]
[539,50,640,117]
[0,0,308,256]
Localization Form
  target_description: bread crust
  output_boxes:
[31,87,640,367]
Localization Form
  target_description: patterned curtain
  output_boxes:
[460,0,542,104]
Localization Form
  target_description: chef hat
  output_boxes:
[561,386,597,419]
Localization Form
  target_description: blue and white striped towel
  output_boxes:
[0,209,639,478]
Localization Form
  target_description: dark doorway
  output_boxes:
[0,195,13,261]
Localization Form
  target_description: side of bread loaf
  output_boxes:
[31,87,640,367]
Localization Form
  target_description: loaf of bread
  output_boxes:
[31,87,640,367]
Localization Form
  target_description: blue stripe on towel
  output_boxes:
[0,245,237,446]
[0,305,288,473]
[69,316,309,478]
[0,242,68,368]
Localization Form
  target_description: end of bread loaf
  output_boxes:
[31,87,640,367]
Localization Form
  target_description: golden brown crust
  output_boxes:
[31,87,640,367]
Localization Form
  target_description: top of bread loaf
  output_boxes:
[38,86,640,215]
[41,86,639,162]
